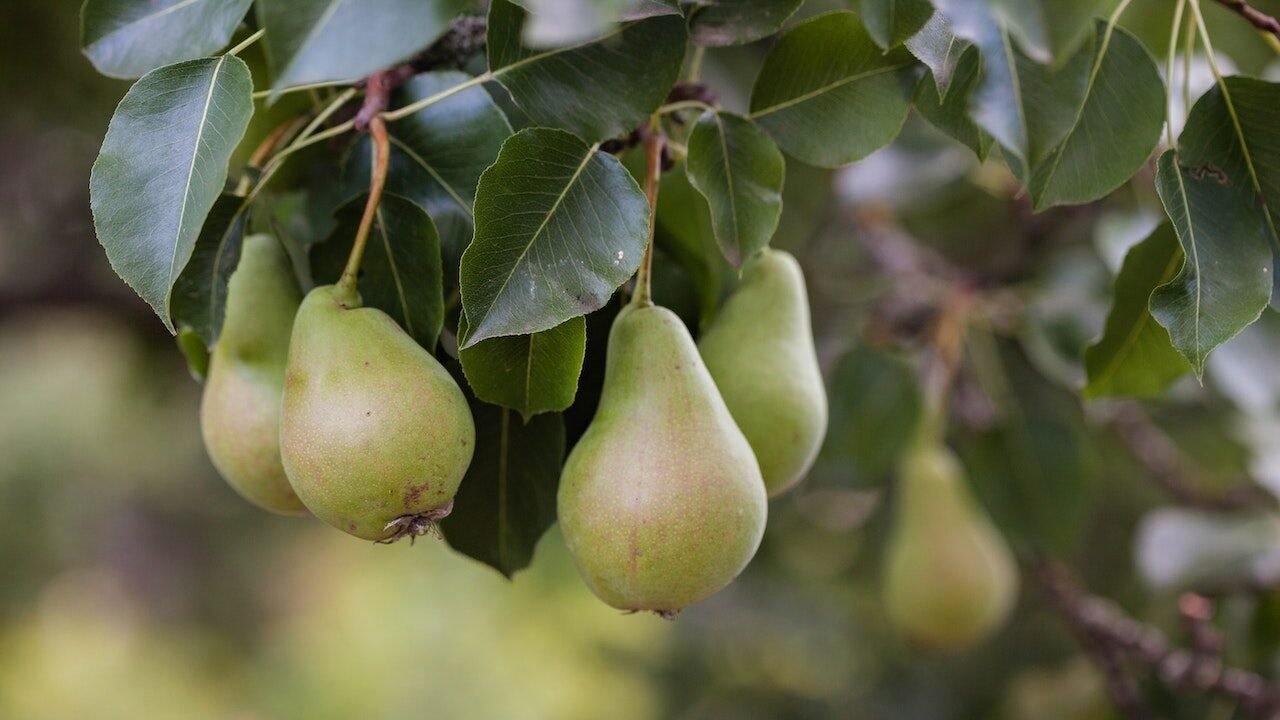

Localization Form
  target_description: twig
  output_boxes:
[1211,0,1280,39]
[1038,560,1280,719]
[1109,404,1272,512]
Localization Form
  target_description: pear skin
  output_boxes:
[699,249,827,496]
[883,443,1018,650]
[200,234,306,514]
[558,304,768,614]
[279,284,475,541]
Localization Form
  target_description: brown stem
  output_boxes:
[247,116,307,169]
[1211,0,1280,39]
[630,120,665,308]
[338,115,390,293]
[1037,560,1280,718]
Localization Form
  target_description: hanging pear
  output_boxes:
[200,234,305,514]
[279,283,474,541]
[559,303,768,615]
[699,248,827,496]
[883,441,1018,650]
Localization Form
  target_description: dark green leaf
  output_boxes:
[90,56,254,332]
[685,111,785,267]
[258,0,463,94]
[1027,22,1165,209]
[346,71,512,280]
[1082,223,1191,398]
[905,11,968,99]
[822,344,922,484]
[509,0,681,47]
[459,315,587,419]
[170,194,248,345]
[81,0,253,79]
[312,193,446,350]
[858,0,934,49]
[1151,150,1273,376]
[749,11,915,168]
[460,128,650,346]
[653,163,727,328]
[913,46,993,160]
[487,0,687,142]
[441,404,565,577]
[687,0,805,47]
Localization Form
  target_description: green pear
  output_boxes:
[699,248,827,496]
[279,284,474,541]
[200,234,305,514]
[883,442,1018,650]
[559,303,768,615]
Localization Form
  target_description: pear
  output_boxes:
[699,248,827,496]
[200,234,305,514]
[279,283,474,541]
[883,442,1018,650]
[558,303,768,615]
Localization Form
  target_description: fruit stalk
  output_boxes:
[338,115,391,295]
[631,118,665,308]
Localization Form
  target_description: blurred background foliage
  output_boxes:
[3,1,1280,718]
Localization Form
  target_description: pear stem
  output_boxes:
[338,115,391,294]
[631,118,665,308]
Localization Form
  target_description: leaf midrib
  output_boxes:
[1089,245,1182,390]
[90,0,205,45]
[278,0,347,83]
[389,135,471,216]
[750,62,911,119]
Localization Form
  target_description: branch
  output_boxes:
[1038,560,1280,719]
[1109,404,1273,512]
[1212,0,1280,39]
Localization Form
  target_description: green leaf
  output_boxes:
[858,0,934,49]
[1151,150,1274,376]
[81,0,253,79]
[488,0,687,143]
[459,315,587,420]
[904,10,968,99]
[169,194,248,345]
[686,0,806,47]
[652,163,727,328]
[258,0,463,94]
[1083,223,1192,398]
[460,128,650,346]
[749,11,915,168]
[685,111,785,267]
[312,193,445,350]
[823,344,922,484]
[441,403,565,578]
[90,56,254,332]
[913,45,994,160]
[176,327,210,382]
[509,0,681,47]
[1027,22,1165,209]
[345,71,512,280]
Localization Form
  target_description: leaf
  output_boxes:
[652,162,727,328]
[1082,223,1191,398]
[311,193,445,350]
[749,11,915,168]
[258,0,463,94]
[858,0,934,49]
[686,0,806,47]
[904,10,968,99]
[81,0,253,79]
[822,344,922,484]
[685,111,785,268]
[459,128,650,346]
[913,45,994,160]
[509,0,681,47]
[441,403,565,577]
[90,56,254,332]
[176,327,210,382]
[169,194,247,345]
[1027,22,1165,209]
[459,315,587,420]
[487,0,687,143]
[345,71,512,280]
[1151,150,1273,376]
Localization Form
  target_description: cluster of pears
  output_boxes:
[883,433,1019,649]
[199,235,474,542]
[558,248,829,615]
